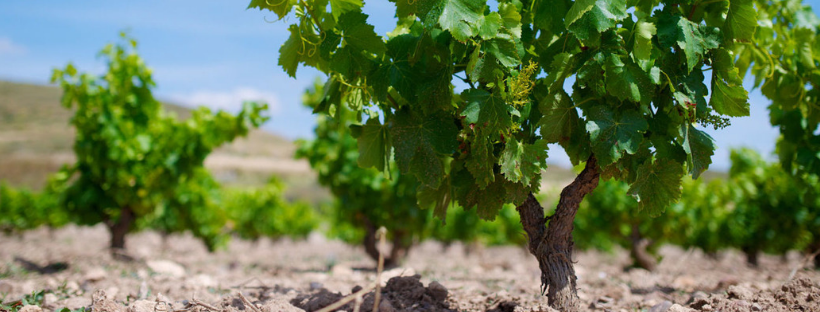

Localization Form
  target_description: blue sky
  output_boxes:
[1,1,818,171]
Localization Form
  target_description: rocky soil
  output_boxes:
[0,225,818,312]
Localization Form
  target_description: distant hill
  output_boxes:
[0,80,323,201]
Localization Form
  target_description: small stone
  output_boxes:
[426,281,448,302]
[91,289,123,312]
[648,300,673,312]
[701,304,712,311]
[66,281,81,293]
[0,280,13,293]
[127,300,155,312]
[667,304,695,312]
[727,285,754,300]
[43,293,59,308]
[19,305,42,312]
[146,260,186,278]
[59,297,92,311]
[85,268,108,283]
[330,265,353,276]
[309,282,323,290]
[751,303,762,311]
[378,299,395,312]
[351,285,363,294]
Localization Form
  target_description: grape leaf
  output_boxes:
[566,0,628,43]
[391,0,439,19]
[710,49,749,117]
[605,55,653,105]
[484,34,520,68]
[247,0,296,20]
[500,138,548,187]
[416,176,451,220]
[538,90,579,144]
[498,2,522,38]
[478,12,503,40]
[461,89,519,135]
[390,109,458,187]
[628,158,684,216]
[680,124,715,179]
[338,12,386,55]
[351,118,389,171]
[633,21,656,64]
[465,132,495,188]
[438,0,484,42]
[533,0,569,33]
[586,106,648,166]
[278,25,302,78]
[330,0,363,21]
[723,0,757,43]
[657,12,722,73]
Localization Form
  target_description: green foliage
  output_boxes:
[295,80,433,249]
[253,0,750,220]
[224,177,318,241]
[49,33,267,249]
[723,148,814,257]
[0,175,70,234]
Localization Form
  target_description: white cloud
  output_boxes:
[0,37,27,56]
[169,88,281,114]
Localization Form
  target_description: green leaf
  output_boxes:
[462,174,508,220]
[466,132,495,187]
[533,0,569,32]
[461,89,519,135]
[500,138,548,187]
[483,34,520,68]
[330,0,363,21]
[710,49,749,117]
[633,21,656,64]
[657,12,721,73]
[438,0,484,42]
[416,177,451,220]
[338,12,387,55]
[586,106,648,166]
[538,89,579,144]
[478,12,503,40]
[390,109,458,187]
[628,158,684,216]
[498,2,522,38]
[353,118,389,171]
[564,0,595,28]
[680,124,716,179]
[605,56,653,105]
[247,0,296,20]
[391,0,439,20]
[566,0,628,43]
[723,0,757,43]
[278,25,302,78]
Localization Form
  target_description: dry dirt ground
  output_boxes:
[1,226,818,312]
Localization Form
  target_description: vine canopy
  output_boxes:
[249,0,755,218]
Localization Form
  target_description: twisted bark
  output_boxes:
[517,156,600,311]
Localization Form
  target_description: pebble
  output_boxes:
[19,305,42,312]
[667,304,695,312]
[84,267,108,283]
[378,299,395,312]
[727,285,754,300]
[427,281,448,302]
[146,260,186,278]
[0,280,13,293]
[648,300,673,312]
[127,300,155,312]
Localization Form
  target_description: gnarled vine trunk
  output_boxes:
[517,156,600,311]
[107,206,134,255]
[630,224,657,271]
[363,219,410,268]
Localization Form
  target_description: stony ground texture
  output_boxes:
[0,226,818,312]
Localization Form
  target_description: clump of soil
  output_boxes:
[290,275,452,312]
[688,277,820,311]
